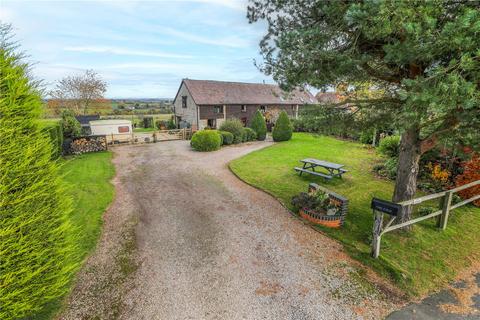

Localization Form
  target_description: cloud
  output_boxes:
[64,45,192,59]
[160,27,251,48]
[190,0,247,11]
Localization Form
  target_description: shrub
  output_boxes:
[190,130,222,151]
[61,109,81,139]
[249,110,267,140]
[166,117,176,129]
[242,127,257,142]
[143,116,154,128]
[455,154,480,206]
[219,118,244,144]
[40,120,63,159]
[378,135,400,158]
[359,129,376,145]
[155,119,166,130]
[219,130,234,145]
[0,27,77,319]
[272,111,293,142]
[384,157,398,179]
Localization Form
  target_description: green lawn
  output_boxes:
[31,152,115,319]
[230,133,480,297]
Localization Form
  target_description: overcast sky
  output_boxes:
[0,0,274,98]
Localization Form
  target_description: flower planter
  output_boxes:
[299,208,344,228]
[296,183,349,228]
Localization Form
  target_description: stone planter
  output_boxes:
[299,183,349,228]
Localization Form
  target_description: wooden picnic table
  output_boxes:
[294,158,348,180]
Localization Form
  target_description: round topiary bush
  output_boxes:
[249,110,267,141]
[219,118,244,144]
[190,130,222,151]
[378,135,400,158]
[242,127,257,142]
[219,130,234,145]
[272,111,293,142]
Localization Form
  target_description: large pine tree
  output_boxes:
[248,0,480,224]
[0,24,77,319]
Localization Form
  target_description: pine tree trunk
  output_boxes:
[393,127,421,228]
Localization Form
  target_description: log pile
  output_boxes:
[70,135,107,154]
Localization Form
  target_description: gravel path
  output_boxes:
[61,140,401,320]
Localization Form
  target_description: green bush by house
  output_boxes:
[61,110,81,139]
[272,111,293,142]
[378,135,401,158]
[249,110,267,141]
[242,127,257,142]
[0,27,77,319]
[190,130,222,151]
[219,118,244,144]
[219,130,234,145]
[40,120,63,159]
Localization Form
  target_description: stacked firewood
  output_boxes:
[70,136,107,154]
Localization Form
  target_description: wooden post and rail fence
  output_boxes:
[371,180,480,258]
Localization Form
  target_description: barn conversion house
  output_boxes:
[173,79,317,130]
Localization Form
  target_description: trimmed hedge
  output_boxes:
[219,118,244,144]
[242,127,257,142]
[249,110,267,141]
[190,130,222,151]
[219,130,234,145]
[0,33,77,319]
[272,111,293,142]
[40,120,63,159]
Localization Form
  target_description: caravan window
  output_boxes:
[118,126,130,133]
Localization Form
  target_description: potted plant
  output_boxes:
[291,186,346,228]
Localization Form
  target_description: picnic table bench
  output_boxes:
[294,158,348,180]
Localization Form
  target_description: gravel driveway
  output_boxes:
[60,140,400,320]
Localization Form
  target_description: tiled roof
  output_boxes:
[315,92,341,104]
[182,79,317,105]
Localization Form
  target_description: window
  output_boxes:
[241,105,247,112]
[214,106,223,114]
[118,126,130,133]
[182,96,187,108]
[207,119,216,128]
[260,105,266,112]
[292,105,296,111]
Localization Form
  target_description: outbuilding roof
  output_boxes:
[179,79,317,105]
[89,119,132,126]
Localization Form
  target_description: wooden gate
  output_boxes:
[106,128,191,145]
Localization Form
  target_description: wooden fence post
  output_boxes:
[438,190,453,230]
[371,211,383,258]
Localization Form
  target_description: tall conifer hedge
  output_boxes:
[0,24,77,319]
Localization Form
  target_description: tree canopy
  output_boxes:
[248,0,480,222]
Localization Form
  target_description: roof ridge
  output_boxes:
[184,78,279,87]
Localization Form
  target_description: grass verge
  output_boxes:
[30,151,115,319]
[229,133,480,297]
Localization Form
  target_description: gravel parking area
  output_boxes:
[60,140,401,320]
